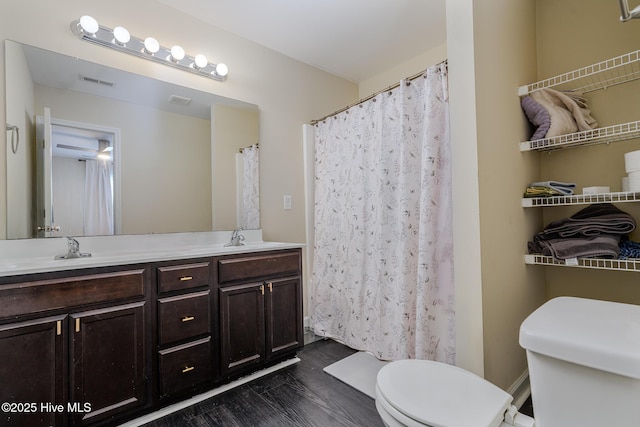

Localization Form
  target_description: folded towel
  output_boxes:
[523,186,567,198]
[529,181,577,195]
[528,204,636,260]
[522,88,598,140]
[528,234,620,260]
[538,203,636,240]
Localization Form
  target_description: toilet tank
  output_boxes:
[520,297,640,427]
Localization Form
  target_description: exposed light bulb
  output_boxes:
[169,45,185,62]
[194,54,208,69]
[143,37,160,54]
[79,15,99,35]
[113,26,130,45]
[215,63,229,77]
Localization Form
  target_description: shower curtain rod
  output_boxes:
[310,59,448,125]
[238,143,259,153]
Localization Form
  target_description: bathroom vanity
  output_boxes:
[0,232,304,426]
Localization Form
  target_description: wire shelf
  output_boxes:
[520,120,640,152]
[518,50,640,96]
[522,191,640,207]
[524,254,640,272]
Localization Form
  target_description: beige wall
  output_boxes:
[537,0,640,304]
[0,0,359,243]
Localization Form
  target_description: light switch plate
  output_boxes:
[283,195,292,210]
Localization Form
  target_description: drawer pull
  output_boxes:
[56,320,62,336]
[75,318,81,333]
[180,276,193,281]
[181,316,195,322]
[182,366,195,373]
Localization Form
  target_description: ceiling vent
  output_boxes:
[79,75,115,87]
[168,95,192,106]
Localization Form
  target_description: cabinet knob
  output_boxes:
[181,316,195,322]
[182,366,195,373]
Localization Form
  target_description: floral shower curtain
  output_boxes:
[241,144,260,229]
[311,62,455,363]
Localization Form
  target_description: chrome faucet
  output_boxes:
[55,237,92,259]
[225,228,245,247]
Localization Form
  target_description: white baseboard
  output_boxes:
[507,369,531,409]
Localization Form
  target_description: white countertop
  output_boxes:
[0,230,304,277]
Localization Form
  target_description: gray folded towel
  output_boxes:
[528,204,636,260]
[528,234,621,260]
[539,203,636,239]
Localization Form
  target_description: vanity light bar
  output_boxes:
[70,15,228,82]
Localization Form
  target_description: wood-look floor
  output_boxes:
[142,337,384,427]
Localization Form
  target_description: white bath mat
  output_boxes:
[324,351,389,399]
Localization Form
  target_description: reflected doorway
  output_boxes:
[35,109,120,237]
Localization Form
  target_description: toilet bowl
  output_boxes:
[375,359,533,427]
[375,297,640,427]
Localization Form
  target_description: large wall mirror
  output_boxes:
[5,40,260,240]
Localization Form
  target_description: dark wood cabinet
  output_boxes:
[0,247,302,426]
[0,315,67,427]
[220,282,266,376]
[217,249,303,378]
[266,277,303,360]
[158,337,212,397]
[0,266,149,427]
[155,261,214,400]
[69,302,147,426]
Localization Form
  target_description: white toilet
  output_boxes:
[375,296,640,427]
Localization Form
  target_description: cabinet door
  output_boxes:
[266,277,303,360]
[219,283,265,378]
[69,302,147,426]
[0,315,66,427]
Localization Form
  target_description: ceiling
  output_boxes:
[156,0,447,83]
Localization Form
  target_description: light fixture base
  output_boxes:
[70,18,228,82]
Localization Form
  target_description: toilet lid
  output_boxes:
[376,360,512,427]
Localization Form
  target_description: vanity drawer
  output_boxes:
[158,337,212,398]
[0,268,147,319]
[217,251,301,285]
[158,291,210,346]
[157,262,211,294]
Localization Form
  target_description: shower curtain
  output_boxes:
[241,144,260,229]
[84,159,114,236]
[311,62,455,363]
